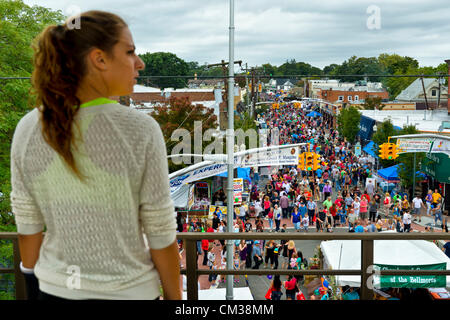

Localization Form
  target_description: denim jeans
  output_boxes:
[435,211,443,225]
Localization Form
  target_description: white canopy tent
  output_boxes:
[320,233,450,288]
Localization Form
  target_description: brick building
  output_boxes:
[318,88,389,104]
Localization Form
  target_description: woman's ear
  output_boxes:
[88,48,108,71]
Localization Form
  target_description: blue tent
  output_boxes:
[306,111,322,117]
[378,165,427,183]
[377,165,400,183]
[362,140,378,158]
[217,167,251,182]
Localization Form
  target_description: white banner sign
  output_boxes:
[397,139,432,153]
[170,163,227,194]
[240,147,299,168]
[170,147,301,194]
[430,139,450,154]
[397,137,450,155]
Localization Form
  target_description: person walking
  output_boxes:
[402,210,412,233]
[292,206,302,232]
[251,241,263,269]
[274,204,282,232]
[307,199,317,227]
[359,196,368,226]
[412,194,426,223]
[264,240,275,269]
[383,192,392,217]
[280,192,289,219]
[425,190,433,216]
[12,11,180,300]
[369,198,378,223]
[267,207,275,232]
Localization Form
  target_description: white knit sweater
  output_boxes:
[10,102,176,299]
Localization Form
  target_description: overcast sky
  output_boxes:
[24,0,450,71]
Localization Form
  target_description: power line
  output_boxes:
[1,73,449,80]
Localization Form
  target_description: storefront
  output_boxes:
[421,152,450,211]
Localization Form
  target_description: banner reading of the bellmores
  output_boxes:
[375,263,446,288]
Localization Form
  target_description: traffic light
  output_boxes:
[379,143,387,159]
[249,83,252,92]
[379,143,398,160]
[385,143,398,160]
[305,152,314,171]
[313,153,321,171]
[298,153,305,171]
[258,83,262,92]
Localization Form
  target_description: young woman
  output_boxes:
[238,240,247,270]
[270,276,283,300]
[264,240,275,269]
[12,11,180,300]
[11,11,181,299]
[359,196,368,225]
[267,207,275,232]
[264,196,271,217]
[383,193,392,217]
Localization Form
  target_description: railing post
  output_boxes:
[12,238,27,300]
[185,239,198,300]
[361,239,374,300]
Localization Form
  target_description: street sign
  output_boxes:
[233,178,243,205]
[421,153,450,183]
[354,142,361,157]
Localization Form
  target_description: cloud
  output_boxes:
[23,0,450,69]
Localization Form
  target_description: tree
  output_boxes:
[151,97,217,173]
[371,119,397,168]
[362,96,385,110]
[378,53,419,75]
[138,52,190,89]
[336,106,361,143]
[329,56,383,82]
[0,0,64,299]
[0,0,64,223]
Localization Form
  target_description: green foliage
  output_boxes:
[151,97,217,173]
[0,1,63,299]
[371,119,397,168]
[0,0,64,223]
[138,52,190,89]
[362,96,385,110]
[336,106,361,143]
[326,56,384,82]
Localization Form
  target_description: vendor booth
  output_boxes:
[320,234,450,291]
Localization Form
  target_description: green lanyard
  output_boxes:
[79,97,118,108]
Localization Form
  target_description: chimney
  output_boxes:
[446,59,450,115]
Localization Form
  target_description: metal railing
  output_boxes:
[1,232,449,300]
[0,233,26,300]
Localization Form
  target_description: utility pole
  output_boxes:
[206,60,242,130]
[226,0,235,300]
[245,63,249,113]
[420,76,430,110]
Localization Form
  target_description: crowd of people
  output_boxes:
[176,99,448,300]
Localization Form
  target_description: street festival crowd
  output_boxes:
[176,100,449,300]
